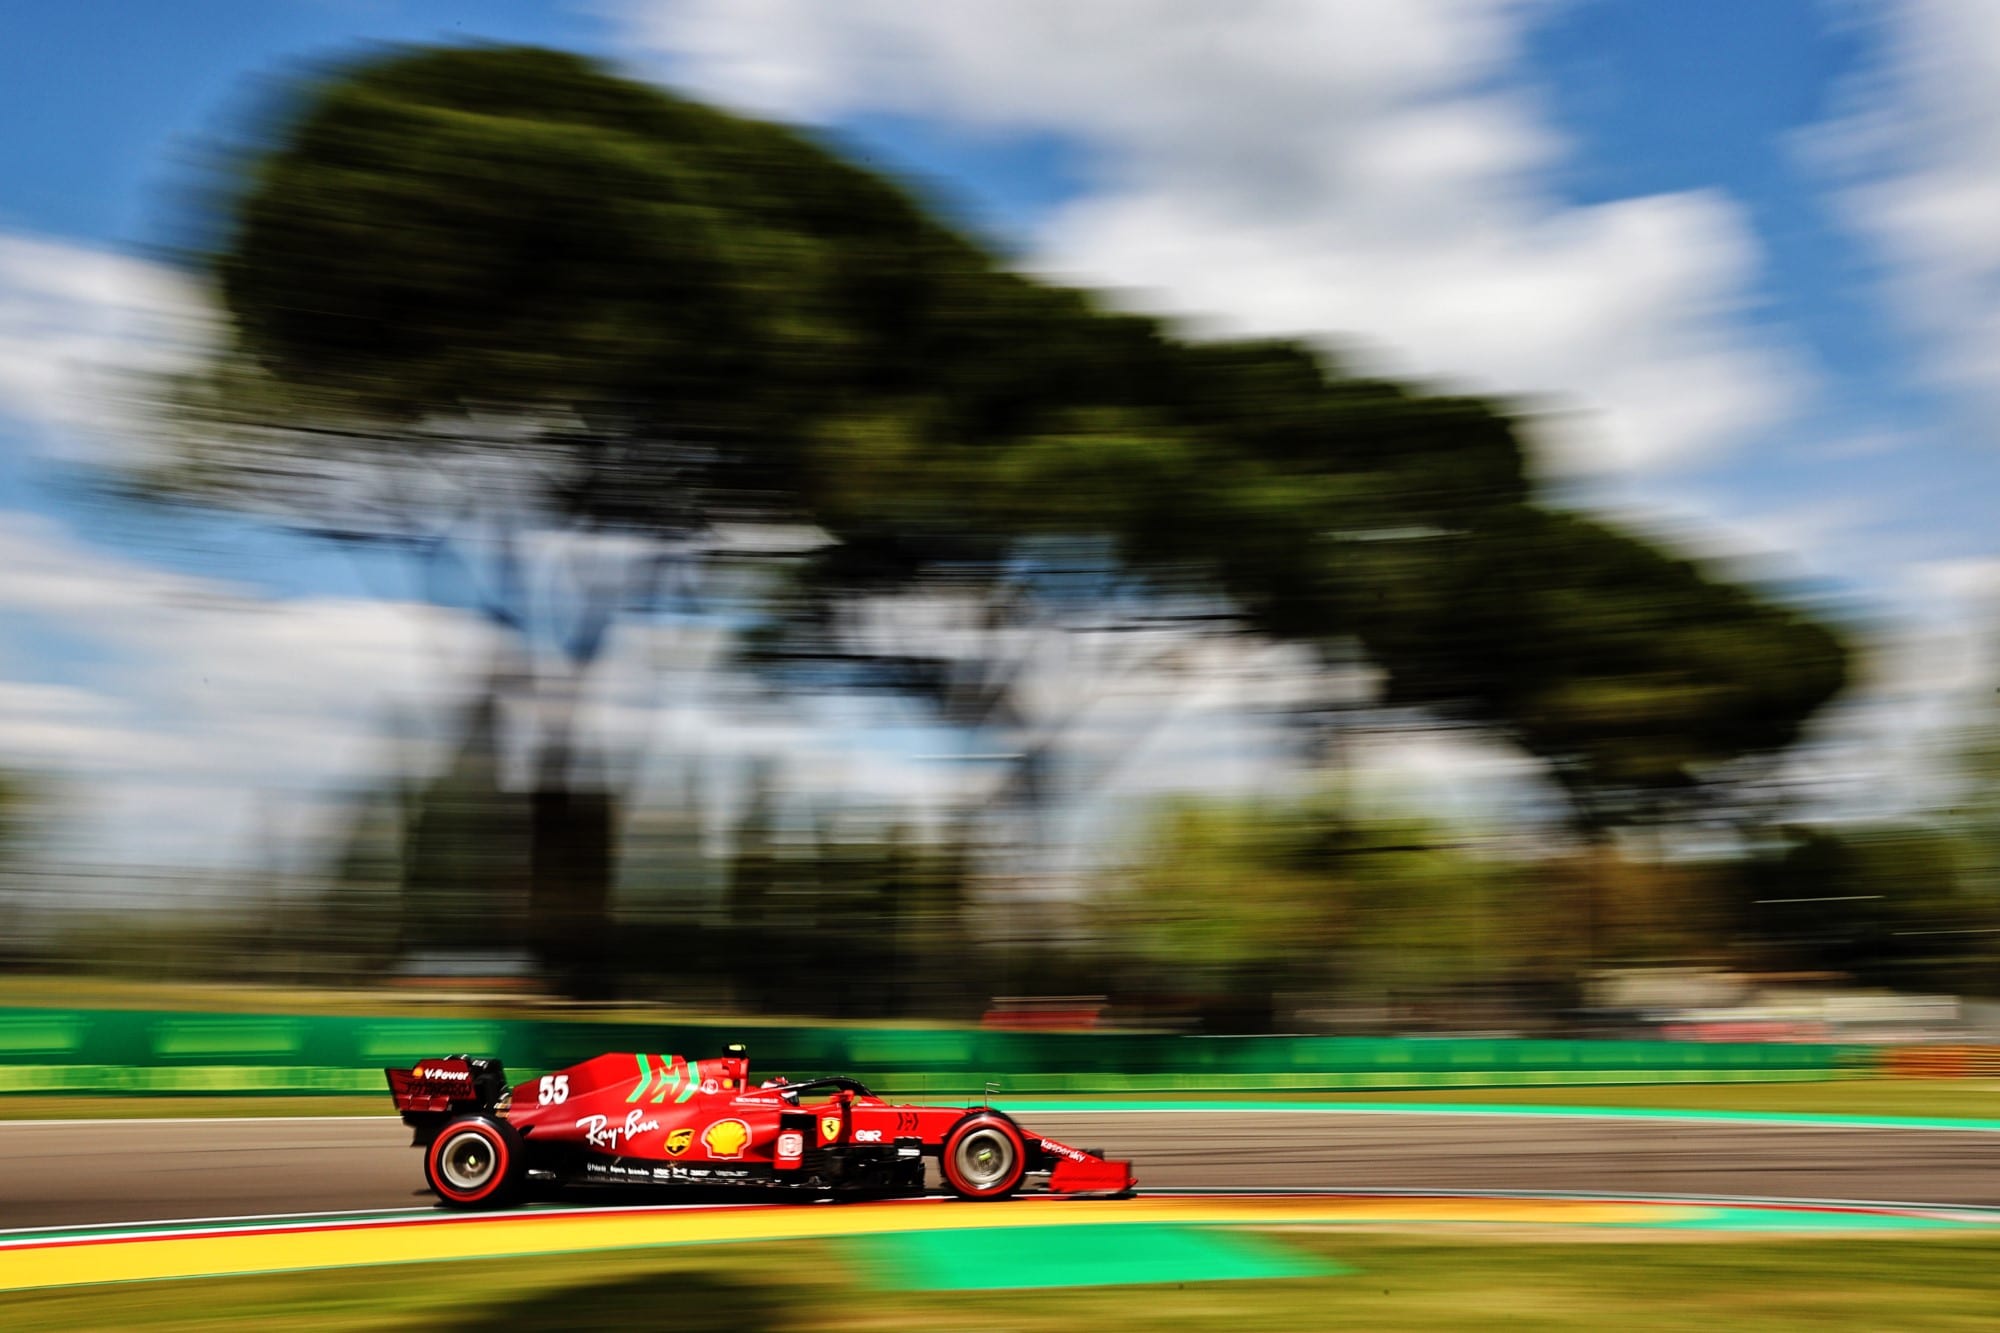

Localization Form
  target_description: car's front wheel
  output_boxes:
[424,1116,523,1210]
[939,1113,1027,1200]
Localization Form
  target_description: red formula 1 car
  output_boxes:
[387,1045,1136,1209]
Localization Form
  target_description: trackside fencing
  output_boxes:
[0,1007,1887,1097]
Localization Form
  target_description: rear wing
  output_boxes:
[385,1055,509,1116]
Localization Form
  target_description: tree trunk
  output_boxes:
[529,783,618,997]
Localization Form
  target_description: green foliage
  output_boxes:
[0,769,33,963]
[1740,823,2000,994]
[1098,792,1526,1021]
[1947,702,2000,898]
[0,769,25,857]
[1353,510,1851,828]
[212,47,999,447]
[177,45,1535,554]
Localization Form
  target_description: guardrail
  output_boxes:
[0,1007,1881,1096]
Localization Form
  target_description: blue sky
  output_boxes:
[1,2,1979,588]
[1528,1,1990,585]
[1,1,1995,865]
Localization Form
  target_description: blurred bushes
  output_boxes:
[1091,795,1529,1030]
[1736,824,2000,996]
[19,783,2000,1026]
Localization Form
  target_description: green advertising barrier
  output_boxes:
[0,1006,1876,1097]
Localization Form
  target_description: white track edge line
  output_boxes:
[3,1188,1995,1247]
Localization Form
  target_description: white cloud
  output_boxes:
[625,0,1809,476]
[0,232,210,450]
[0,511,489,868]
[1810,0,2000,416]
[1792,611,1994,821]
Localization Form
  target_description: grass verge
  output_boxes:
[1049,1080,2000,1120]
[4,1233,1999,1331]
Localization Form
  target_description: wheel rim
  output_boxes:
[952,1126,1016,1191]
[439,1130,499,1193]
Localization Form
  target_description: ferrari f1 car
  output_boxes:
[387,1045,1136,1209]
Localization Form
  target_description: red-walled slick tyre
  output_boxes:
[425,1116,523,1210]
[940,1113,1027,1200]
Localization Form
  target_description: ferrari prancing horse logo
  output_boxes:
[820,1115,842,1142]
[701,1118,750,1158]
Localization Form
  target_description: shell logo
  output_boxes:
[820,1115,842,1142]
[701,1118,751,1159]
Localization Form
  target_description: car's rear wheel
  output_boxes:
[940,1113,1026,1200]
[425,1116,523,1209]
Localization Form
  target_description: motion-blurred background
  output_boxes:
[2,2,1997,1039]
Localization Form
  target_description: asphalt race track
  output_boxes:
[3,1107,1999,1230]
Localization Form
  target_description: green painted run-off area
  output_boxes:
[851,1223,1340,1291]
